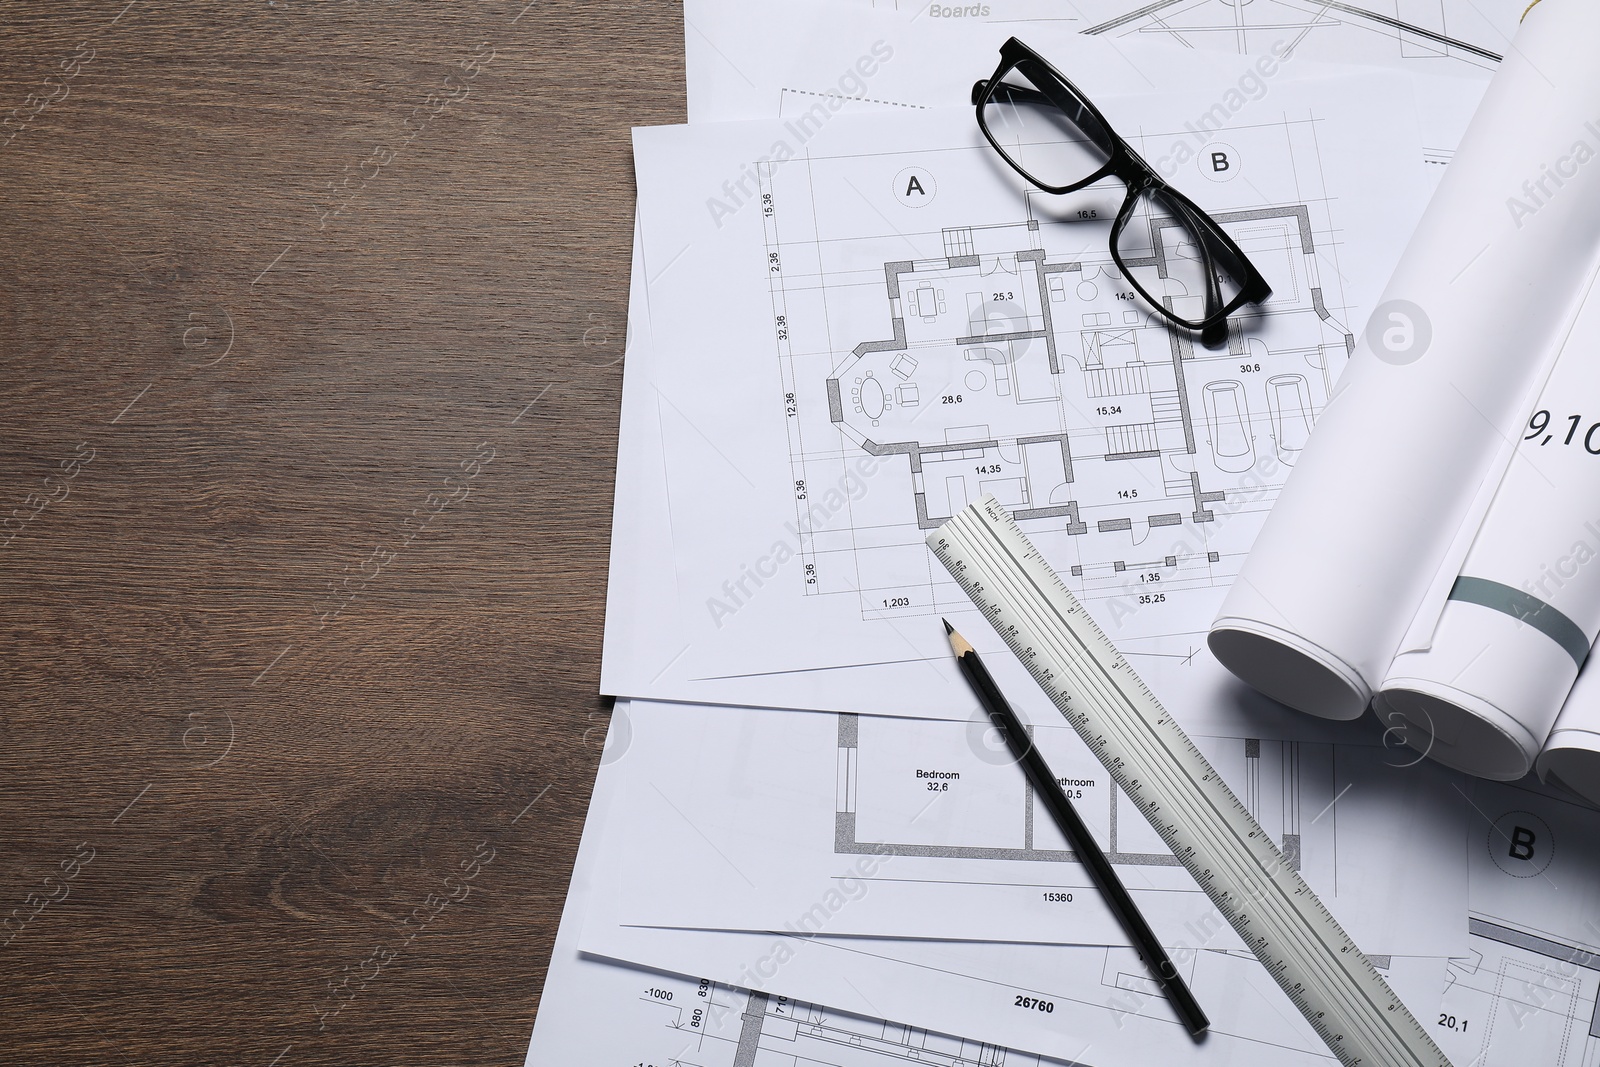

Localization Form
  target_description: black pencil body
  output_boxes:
[954,642,1210,1038]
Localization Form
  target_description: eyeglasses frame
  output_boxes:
[973,37,1273,346]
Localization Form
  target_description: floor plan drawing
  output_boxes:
[1441,920,1600,1067]
[761,122,1357,626]
[720,988,1075,1067]
[563,703,1459,1066]
[833,712,1313,872]
[824,205,1331,550]
[527,728,1090,1067]
[621,76,1425,715]
[534,958,1085,1067]
[569,916,1436,1067]
[1432,779,1600,1067]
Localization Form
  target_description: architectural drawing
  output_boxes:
[834,713,1309,869]
[852,0,1519,77]
[527,706,1087,1067]
[600,971,1076,1067]
[721,988,1070,1067]
[1080,0,1505,72]
[549,897,1428,1067]
[824,206,1330,540]
[1442,921,1600,1067]
[760,112,1359,627]
[532,940,1140,1067]
[555,923,1435,1067]
[605,699,1458,957]
[528,786,1086,1067]
[1433,780,1600,1067]
[546,705,1455,1067]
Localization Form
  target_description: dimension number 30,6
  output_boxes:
[1015,995,1055,1013]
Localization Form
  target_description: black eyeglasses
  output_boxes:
[973,38,1271,349]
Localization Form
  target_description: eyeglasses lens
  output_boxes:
[1113,187,1248,328]
[980,62,1114,191]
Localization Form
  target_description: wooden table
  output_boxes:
[0,3,678,1060]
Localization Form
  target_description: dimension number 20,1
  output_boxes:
[1437,1013,1467,1033]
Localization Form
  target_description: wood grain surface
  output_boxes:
[0,2,678,1061]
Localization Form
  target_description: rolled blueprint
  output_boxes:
[1210,0,1600,720]
[1543,648,1600,807]
[1375,273,1600,780]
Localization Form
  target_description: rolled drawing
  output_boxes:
[1209,0,1600,720]
[1541,647,1600,807]
[1374,271,1600,780]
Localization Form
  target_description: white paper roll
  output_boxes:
[1541,648,1600,806]
[1374,271,1600,780]
[1210,0,1600,721]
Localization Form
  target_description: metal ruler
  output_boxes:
[929,497,1452,1067]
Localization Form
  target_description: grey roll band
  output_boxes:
[1448,576,1591,668]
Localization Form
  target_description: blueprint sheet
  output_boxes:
[596,699,1465,956]
[525,711,1085,1067]
[609,284,1369,742]
[581,905,1448,1067]
[531,704,1451,1067]
[1433,778,1600,1067]
[609,198,1024,729]
[685,0,1488,170]
[603,78,1428,721]
[837,0,1521,77]
[526,705,1068,1067]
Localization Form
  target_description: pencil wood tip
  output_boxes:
[944,623,975,657]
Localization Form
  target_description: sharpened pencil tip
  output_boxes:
[944,622,975,658]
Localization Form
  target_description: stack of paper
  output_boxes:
[524,6,1600,1067]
